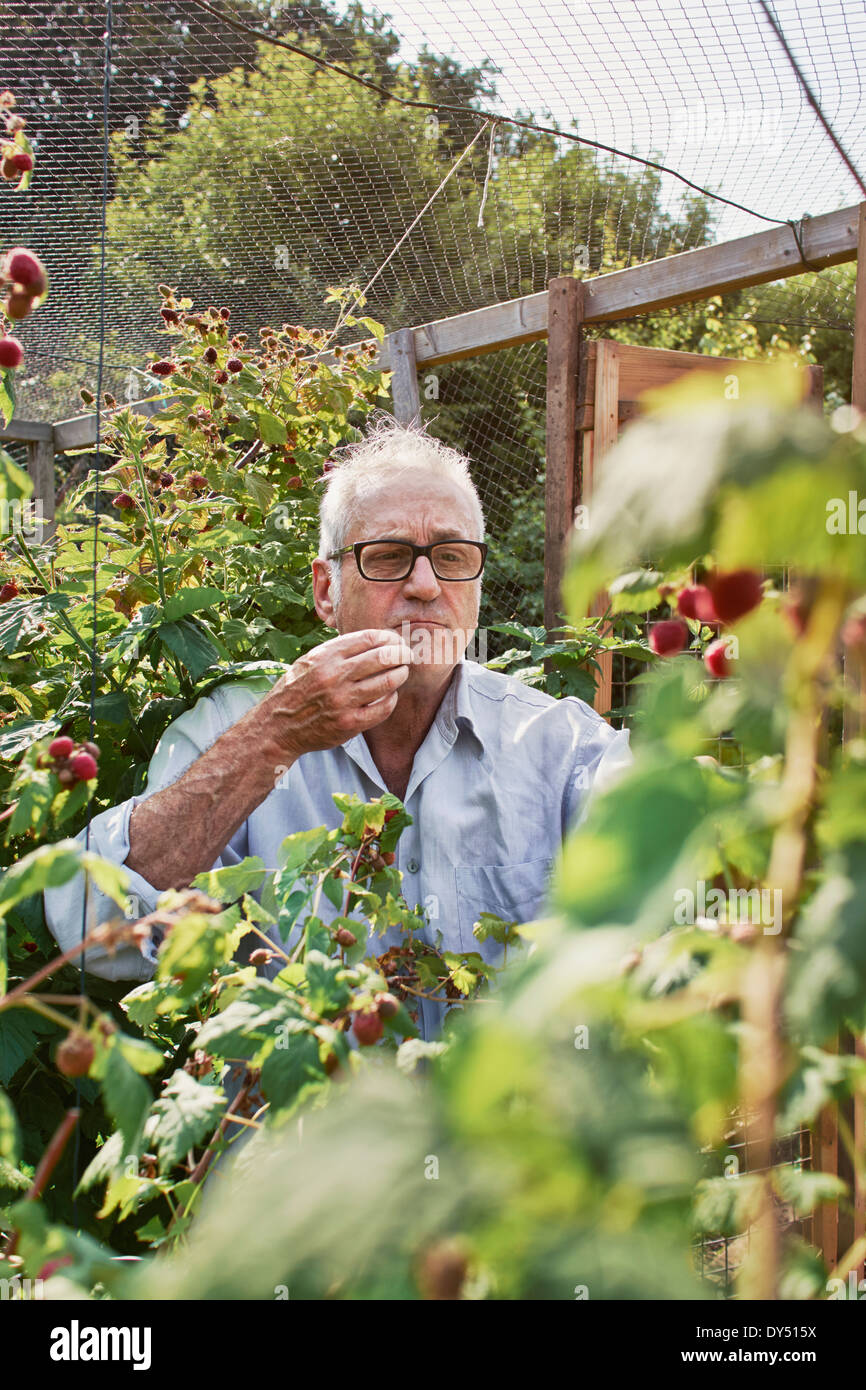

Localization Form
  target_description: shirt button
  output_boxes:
[406,858,420,874]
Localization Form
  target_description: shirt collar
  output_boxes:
[436,657,485,756]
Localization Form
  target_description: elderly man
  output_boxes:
[45,417,632,1040]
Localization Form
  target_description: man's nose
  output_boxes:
[403,555,441,599]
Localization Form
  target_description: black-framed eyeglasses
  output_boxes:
[327,537,488,582]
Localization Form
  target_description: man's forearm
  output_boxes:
[125,706,290,891]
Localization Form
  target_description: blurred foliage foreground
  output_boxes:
[3,361,866,1300]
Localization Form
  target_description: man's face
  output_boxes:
[313,473,482,689]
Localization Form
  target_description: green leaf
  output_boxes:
[245,472,275,513]
[0,1009,55,1086]
[0,1086,20,1163]
[150,1070,225,1173]
[321,873,344,910]
[472,912,522,948]
[395,1038,447,1075]
[786,844,866,1041]
[692,1174,765,1236]
[358,316,385,344]
[101,1045,152,1156]
[192,857,268,903]
[260,1029,322,1111]
[7,768,55,839]
[0,593,72,656]
[771,1165,846,1218]
[76,1129,125,1194]
[158,617,221,680]
[92,691,132,725]
[277,826,329,875]
[116,1033,164,1075]
[196,982,303,1058]
[304,950,351,1014]
[0,445,31,501]
[251,408,287,445]
[163,587,224,622]
[157,903,245,994]
[0,372,15,429]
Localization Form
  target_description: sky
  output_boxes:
[342,0,865,246]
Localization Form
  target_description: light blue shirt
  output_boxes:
[44,657,632,1039]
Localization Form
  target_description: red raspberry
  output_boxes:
[0,335,23,368]
[3,290,33,320]
[287,475,302,489]
[160,307,179,324]
[69,751,98,781]
[706,570,763,625]
[12,151,33,173]
[220,307,230,320]
[159,471,175,487]
[214,369,229,384]
[48,736,75,759]
[383,808,399,823]
[82,741,101,759]
[4,247,46,293]
[375,992,399,1019]
[114,492,135,510]
[0,581,19,602]
[188,472,207,489]
[56,1030,95,1077]
[203,346,218,365]
[704,638,732,679]
[149,360,176,377]
[352,1009,383,1046]
[226,357,243,373]
[677,585,714,621]
[334,926,357,949]
[649,619,688,657]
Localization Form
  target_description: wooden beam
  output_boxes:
[544,277,585,637]
[343,203,860,371]
[26,437,55,540]
[388,327,421,425]
[0,418,53,443]
[53,394,169,453]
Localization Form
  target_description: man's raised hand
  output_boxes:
[263,628,414,758]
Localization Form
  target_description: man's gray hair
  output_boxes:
[318,413,485,607]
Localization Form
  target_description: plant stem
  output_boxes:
[1,1108,80,1257]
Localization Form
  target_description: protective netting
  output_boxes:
[3,0,864,420]
[1,0,864,631]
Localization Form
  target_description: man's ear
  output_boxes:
[311,557,338,629]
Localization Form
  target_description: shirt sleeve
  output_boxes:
[562,715,633,835]
[42,683,262,982]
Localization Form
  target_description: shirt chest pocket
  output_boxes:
[454,857,555,960]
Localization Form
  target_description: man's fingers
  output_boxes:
[342,640,414,680]
[329,628,407,659]
[352,688,401,728]
[350,664,410,706]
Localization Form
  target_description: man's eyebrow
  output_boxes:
[369,528,474,542]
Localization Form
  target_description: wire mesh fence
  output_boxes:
[1,0,862,1295]
[1,0,863,429]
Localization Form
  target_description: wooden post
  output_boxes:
[26,434,56,542]
[388,328,421,425]
[586,341,619,717]
[544,277,585,637]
